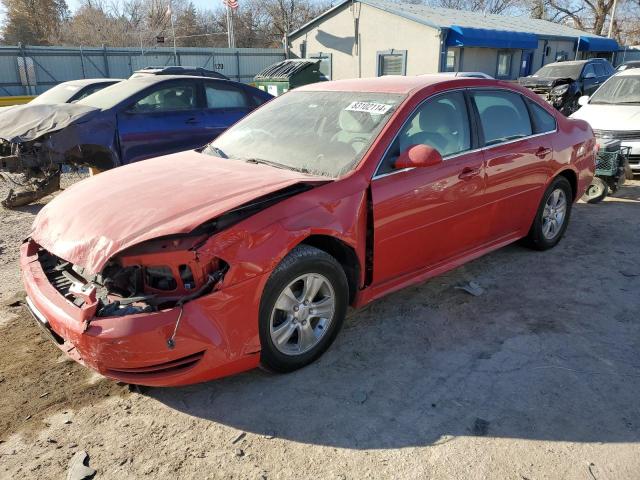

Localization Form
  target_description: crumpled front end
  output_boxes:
[20,236,267,386]
[519,77,576,113]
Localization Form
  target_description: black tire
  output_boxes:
[582,177,608,204]
[259,245,348,373]
[524,176,573,250]
[561,94,580,116]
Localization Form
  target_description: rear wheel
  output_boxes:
[524,176,573,250]
[259,245,348,373]
[582,177,608,204]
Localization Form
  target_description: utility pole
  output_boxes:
[169,0,178,64]
[608,0,619,38]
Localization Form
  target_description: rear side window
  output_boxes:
[527,100,557,134]
[594,63,607,77]
[472,90,532,146]
[205,83,248,109]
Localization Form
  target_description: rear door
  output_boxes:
[198,80,253,144]
[470,89,554,240]
[371,90,488,285]
[116,78,204,164]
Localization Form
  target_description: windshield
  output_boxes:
[76,80,147,109]
[590,75,640,105]
[533,63,582,80]
[30,83,82,105]
[204,90,404,178]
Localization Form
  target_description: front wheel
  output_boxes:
[524,176,573,250]
[582,177,608,204]
[259,245,348,373]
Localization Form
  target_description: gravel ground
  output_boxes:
[0,175,639,480]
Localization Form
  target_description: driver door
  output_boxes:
[581,64,600,96]
[370,90,488,285]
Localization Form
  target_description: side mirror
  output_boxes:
[395,144,443,169]
[578,95,590,106]
[584,72,596,79]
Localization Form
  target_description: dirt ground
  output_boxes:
[0,175,639,480]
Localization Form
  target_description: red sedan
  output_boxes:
[21,76,595,386]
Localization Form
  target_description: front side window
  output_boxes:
[378,91,471,175]
[205,90,404,178]
[594,63,607,77]
[582,64,596,79]
[497,52,512,78]
[205,83,247,109]
[472,90,532,145]
[131,83,197,113]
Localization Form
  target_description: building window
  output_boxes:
[308,52,332,80]
[446,49,457,72]
[377,50,407,76]
[496,51,512,78]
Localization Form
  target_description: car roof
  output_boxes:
[298,75,509,94]
[621,60,640,65]
[62,78,122,87]
[125,74,237,84]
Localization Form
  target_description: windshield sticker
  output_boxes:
[345,101,392,115]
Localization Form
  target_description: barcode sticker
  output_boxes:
[345,101,392,115]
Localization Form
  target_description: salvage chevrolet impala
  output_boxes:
[21,76,595,386]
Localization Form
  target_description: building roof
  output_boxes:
[290,0,606,41]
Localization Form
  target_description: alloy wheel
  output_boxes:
[542,188,567,240]
[269,273,336,356]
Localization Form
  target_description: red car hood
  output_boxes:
[31,151,323,274]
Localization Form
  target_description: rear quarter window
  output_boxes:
[527,100,557,134]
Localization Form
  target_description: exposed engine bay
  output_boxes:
[37,238,228,319]
[519,77,578,115]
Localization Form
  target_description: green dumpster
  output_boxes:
[254,59,327,97]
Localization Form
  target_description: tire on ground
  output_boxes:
[524,175,573,250]
[258,244,349,373]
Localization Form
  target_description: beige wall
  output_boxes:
[289,3,441,80]
[531,39,577,73]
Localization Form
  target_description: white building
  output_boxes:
[288,0,619,81]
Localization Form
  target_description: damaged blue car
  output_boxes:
[0,75,272,207]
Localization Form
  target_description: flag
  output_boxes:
[223,0,238,10]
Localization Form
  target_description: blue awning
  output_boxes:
[577,36,618,52]
[446,26,538,50]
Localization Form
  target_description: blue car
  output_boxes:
[0,75,272,173]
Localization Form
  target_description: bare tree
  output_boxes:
[1,0,69,45]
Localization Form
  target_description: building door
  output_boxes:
[520,50,534,77]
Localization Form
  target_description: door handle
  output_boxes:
[185,117,200,124]
[458,167,481,180]
[535,147,552,158]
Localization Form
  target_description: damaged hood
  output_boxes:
[31,151,325,274]
[519,77,573,89]
[0,103,100,143]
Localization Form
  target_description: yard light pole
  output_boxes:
[608,0,619,38]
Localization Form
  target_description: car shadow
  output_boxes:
[148,195,640,449]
